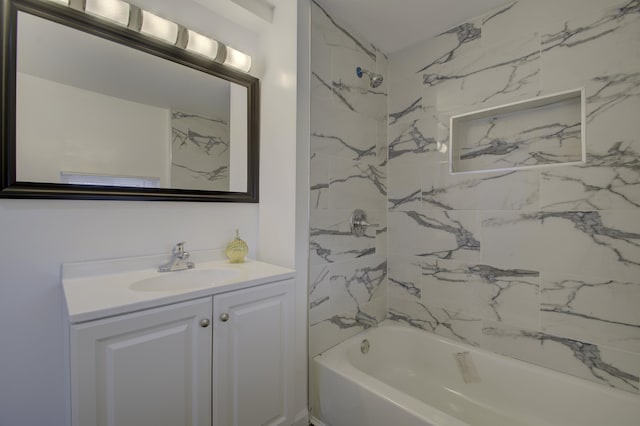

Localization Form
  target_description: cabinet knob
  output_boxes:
[219,313,230,322]
[199,318,210,328]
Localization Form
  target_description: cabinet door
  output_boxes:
[213,279,294,426]
[71,297,212,426]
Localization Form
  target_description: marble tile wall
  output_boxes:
[309,1,388,357]
[387,0,640,393]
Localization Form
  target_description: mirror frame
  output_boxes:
[0,0,259,202]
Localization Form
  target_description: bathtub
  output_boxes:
[312,321,639,426]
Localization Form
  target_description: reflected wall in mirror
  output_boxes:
[1,0,259,201]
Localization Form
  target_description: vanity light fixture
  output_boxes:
[84,0,130,26]
[186,29,219,60]
[140,10,178,44]
[43,0,252,72]
[224,46,252,72]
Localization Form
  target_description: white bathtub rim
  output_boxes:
[316,319,640,401]
[313,319,640,426]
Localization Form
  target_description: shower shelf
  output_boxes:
[449,88,586,174]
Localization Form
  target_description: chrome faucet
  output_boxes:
[355,311,378,329]
[158,242,195,272]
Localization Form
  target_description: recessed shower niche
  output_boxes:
[449,88,585,174]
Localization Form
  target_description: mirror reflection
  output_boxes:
[16,11,248,192]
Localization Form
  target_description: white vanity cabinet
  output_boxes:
[69,278,295,426]
[70,297,213,426]
[213,278,294,426]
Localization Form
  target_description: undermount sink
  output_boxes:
[129,268,243,292]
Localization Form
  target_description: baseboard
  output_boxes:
[310,415,327,426]
[293,408,310,426]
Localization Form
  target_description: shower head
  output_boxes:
[356,66,383,88]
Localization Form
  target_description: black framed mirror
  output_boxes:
[1,0,259,202]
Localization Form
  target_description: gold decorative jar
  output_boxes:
[225,229,248,263]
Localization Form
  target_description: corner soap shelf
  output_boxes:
[449,88,585,174]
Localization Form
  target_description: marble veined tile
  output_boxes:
[328,256,387,317]
[469,264,539,329]
[311,69,334,107]
[311,0,377,62]
[375,48,388,78]
[329,156,386,211]
[311,17,333,105]
[420,259,476,313]
[387,255,422,300]
[311,98,378,160]
[434,109,452,155]
[423,162,540,211]
[541,272,640,353]
[416,20,482,79]
[541,78,640,210]
[309,315,365,357]
[360,295,387,324]
[310,209,376,266]
[374,208,387,259]
[429,30,540,112]
[540,0,640,93]
[460,33,541,108]
[585,73,640,148]
[388,70,423,126]
[310,152,329,210]
[388,298,482,346]
[388,31,441,77]
[309,258,387,357]
[539,210,640,282]
[480,212,542,271]
[376,118,388,167]
[311,1,387,120]
[482,321,640,393]
[388,210,481,262]
[309,264,331,326]
[480,0,625,49]
[388,116,442,164]
[330,45,387,120]
[585,70,640,131]
[541,144,640,211]
[388,156,422,212]
[434,79,466,117]
[422,259,540,329]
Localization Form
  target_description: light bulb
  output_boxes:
[84,0,130,26]
[140,10,178,44]
[224,46,252,72]
[186,30,219,60]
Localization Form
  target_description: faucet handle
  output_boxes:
[173,242,186,254]
[350,209,380,237]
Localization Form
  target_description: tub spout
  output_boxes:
[355,311,378,329]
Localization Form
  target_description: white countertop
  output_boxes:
[62,249,295,324]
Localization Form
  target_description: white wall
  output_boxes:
[0,201,259,426]
[255,0,308,422]
[17,73,171,186]
[256,2,298,269]
[0,1,305,425]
